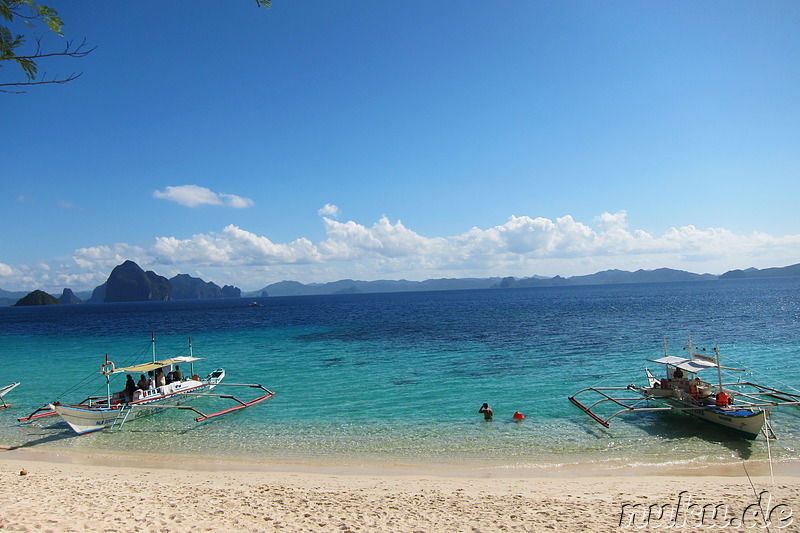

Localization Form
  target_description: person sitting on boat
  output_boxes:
[137,374,148,390]
[124,374,137,402]
[147,371,156,390]
[672,367,684,379]
[155,368,166,388]
[172,365,183,381]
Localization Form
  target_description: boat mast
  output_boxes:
[104,353,111,408]
[151,331,156,363]
[189,337,195,377]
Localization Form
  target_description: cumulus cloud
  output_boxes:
[153,185,254,208]
[73,244,147,269]
[0,263,16,277]
[595,210,629,232]
[31,209,796,291]
[319,216,448,260]
[318,204,340,217]
[151,225,320,266]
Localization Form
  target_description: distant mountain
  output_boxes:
[104,260,172,302]
[0,288,27,307]
[88,282,107,303]
[719,263,800,280]
[100,261,242,302]
[251,264,794,297]
[3,261,798,306]
[249,278,504,297]
[567,268,716,285]
[169,274,242,300]
[58,288,82,304]
[14,289,59,306]
[3,287,86,306]
[74,290,94,302]
[1,262,243,306]
[254,268,720,296]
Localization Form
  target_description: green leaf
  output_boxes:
[37,5,63,35]
[17,56,36,78]
[0,4,13,22]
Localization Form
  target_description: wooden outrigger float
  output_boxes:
[570,335,800,440]
[18,335,274,435]
[0,382,20,409]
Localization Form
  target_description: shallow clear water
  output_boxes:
[1,278,799,469]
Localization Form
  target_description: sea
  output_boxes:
[1,277,799,473]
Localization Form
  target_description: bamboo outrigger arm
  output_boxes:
[180,383,275,422]
[19,385,275,426]
[569,386,647,427]
[17,407,57,422]
[567,385,756,428]
[0,382,20,409]
[735,382,800,405]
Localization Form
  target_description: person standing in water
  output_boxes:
[479,403,493,421]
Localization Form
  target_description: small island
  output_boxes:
[14,290,59,306]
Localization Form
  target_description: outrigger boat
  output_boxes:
[0,381,20,409]
[569,335,800,439]
[19,335,274,435]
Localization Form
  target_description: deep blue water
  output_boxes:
[1,278,799,469]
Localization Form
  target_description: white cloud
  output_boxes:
[318,216,448,261]
[153,185,254,208]
[5,210,798,292]
[151,225,320,266]
[72,244,147,269]
[318,204,340,217]
[595,210,629,232]
[0,263,16,277]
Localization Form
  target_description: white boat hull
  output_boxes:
[51,378,214,435]
[642,389,768,439]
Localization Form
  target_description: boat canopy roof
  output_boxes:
[649,356,718,373]
[111,356,201,375]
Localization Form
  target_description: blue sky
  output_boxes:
[2,1,799,293]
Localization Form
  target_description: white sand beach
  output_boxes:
[1,450,798,532]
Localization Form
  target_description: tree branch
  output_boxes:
[14,36,94,62]
[0,70,81,92]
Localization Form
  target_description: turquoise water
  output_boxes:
[1,278,799,469]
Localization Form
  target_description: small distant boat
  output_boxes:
[0,382,20,409]
[248,301,262,307]
[569,335,800,439]
[19,335,274,435]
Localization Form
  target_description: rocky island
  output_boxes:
[10,260,242,306]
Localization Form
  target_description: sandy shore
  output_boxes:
[1,450,798,532]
